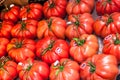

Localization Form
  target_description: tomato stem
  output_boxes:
[21,21,27,30]
[48,0,55,8]
[76,0,80,3]
[107,16,113,25]
[41,40,55,55]
[73,38,85,46]
[73,15,80,26]
[114,33,120,45]
[0,56,10,68]
[26,65,32,71]
[47,18,52,29]
[88,62,96,73]
[107,0,111,3]
[15,41,23,48]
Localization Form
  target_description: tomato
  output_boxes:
[69,34,99,63]
[43,0,67,18]
[96,0,120,16]
[80,54,119,80]
[0,20,14,39]
[1,5,20,23]
[37,17,67,39]
[36,36,69,64]
[0,56,17,80]
[7,38,35,62]
[66,0,95,15]
[20,3,43,20]
[93,12,120,38]
[49,58,80,80]
[65,13,94,40]
[11,19,38,39]
[103,33,120,64]
[0,38,9,57]
[17,58,49,80]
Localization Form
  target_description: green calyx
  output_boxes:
[73,38,85,46]
[76,0,80,3]
[15,41,23,48]
[41,40,55,55]
[106,16,113,25]
[107,0,111,3]
[21,21,27,30]
[48,0,55,8]
[26,65,32,71]
[0,56,10,68]
[73,15,80,27]
[114,33,120,45]
[88,62,96,73]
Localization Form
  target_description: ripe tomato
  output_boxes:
[93,12,120,38]
[20,3,43,20]
[49,58,80,80]
[43,0,67,18]
[1,5,20,23]
[17,58,49,80]
[103,33,120,63]
[0,38,9,57]
[36,36,69,64]
[66,0,95,15]
[96,0,120,16]
[0,20,14,39]
[0,56,17,80]
[80,54,119,80]
[11,19,38,39]
[37,17,67,39]
[65,13,94,40]
[7,38,35,62]
[69,34,99,63]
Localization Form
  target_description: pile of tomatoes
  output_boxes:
[0,0,120,80]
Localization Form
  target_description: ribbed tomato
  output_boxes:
[0,56,17,80]
[36,36,69,64]
[17,58,49,80]
[65,13,94,40]
[80,54,119,80]
[49,58,80,80]
[103,33,120,63]
[7,38,35,62]
[69,34,99,63]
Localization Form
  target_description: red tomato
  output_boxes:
[93,12,120,38]
[0,56,17,80]
[69,34,99,63]
[65,13,94,40]
[0,20,14,39]
[1,5,20,23]
[66,0,95,15]
[103,33,120,63]
[49,58,80,80]
[36,36,69,64]
[11,19,38,39]
[7,38,35,62]
[43,0,67,18]
[80,54,119,80]
[0,38,9,57]
[20,3,43,20]
[96,0,120,16]
[37,17,67,39]
[17,58,49,80]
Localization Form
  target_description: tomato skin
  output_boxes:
[0,38,9,57]
[80,54,119,80]
[11,19,38,39]
[37,17,67,39]
[49,58,80,80]
[7,38,35,62]
[1,5,20,23]
[96,0,120,16]
[103,33,120,63]
[17,58,49,80]
[36,36,69,64]
[0,57,17,80]
[66,0,95,15]
[0,20,14,39]
[65,13,94,40]
[43,0,67,18]
[69,34,99,63]
[20,3,43,20]
[93,12,120,38]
